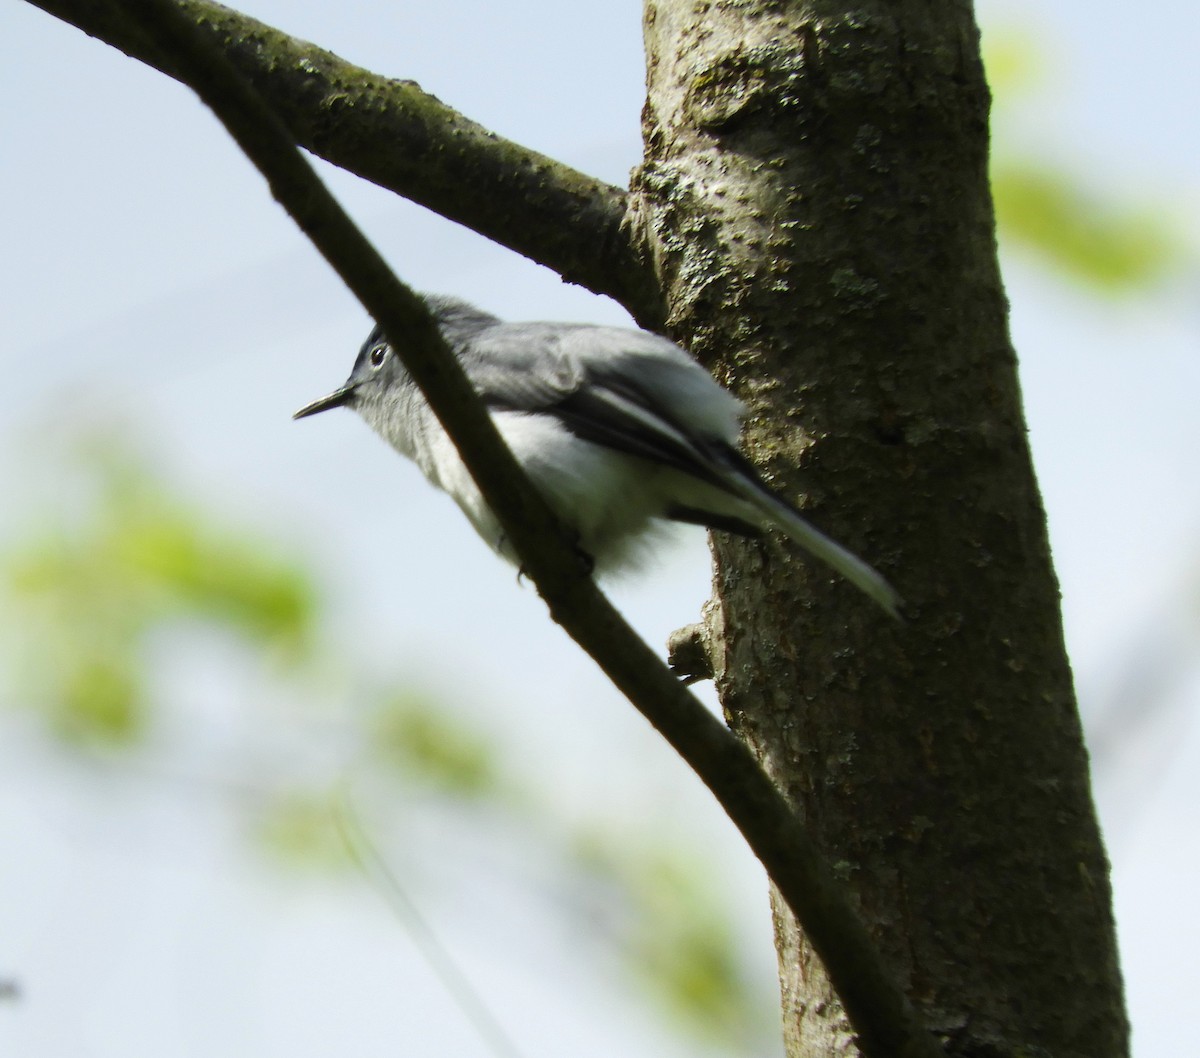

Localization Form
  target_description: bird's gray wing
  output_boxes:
[458,321,903,614]
[461,323,744,491]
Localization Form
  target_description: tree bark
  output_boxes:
[636,3,1127,1058]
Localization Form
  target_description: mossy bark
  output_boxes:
[634,3,1128,1057]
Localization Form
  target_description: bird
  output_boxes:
[294,295,901,617]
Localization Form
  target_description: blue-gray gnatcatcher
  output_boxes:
[294,295,900,617]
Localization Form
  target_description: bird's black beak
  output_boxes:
[292,383,357,420]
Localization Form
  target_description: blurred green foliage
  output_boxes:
[259,788,355,866]
[573,827,771,1047]
[0,439,773,1051]
[368,691,502,797]
[992,164,1181,290]
[2,444,315,744]
[984,28,1190,291]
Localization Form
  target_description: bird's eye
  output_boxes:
[369,344,388,368]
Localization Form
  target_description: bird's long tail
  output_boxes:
[764,494,902,619]
[718,455,902,619]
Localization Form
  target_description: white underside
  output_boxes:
[423,410,711,574]
[364,396,900,612]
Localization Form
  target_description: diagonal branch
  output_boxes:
[23,0,660,322]
[49,3,943,1057]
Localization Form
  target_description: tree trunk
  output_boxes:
[635,3,1128,1057]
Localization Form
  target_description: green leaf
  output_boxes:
[981,27,1045,98]
[112,507,317,657]
[572,829,773,1047]
[993,163,1183,290]
[369,692,502,797]
[1,440,320,744]
[52,650,144,745]
[257,790,353,867]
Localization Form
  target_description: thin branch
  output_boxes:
[64,3,942,1057]
[334,790,528,1058]
[22,0,660,323]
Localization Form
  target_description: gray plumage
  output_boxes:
[294,295,901,617]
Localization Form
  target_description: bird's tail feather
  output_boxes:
[722,467,902,619]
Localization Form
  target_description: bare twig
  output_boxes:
[334,789,527,1058]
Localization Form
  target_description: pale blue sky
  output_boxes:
[2,2,1197,1056]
